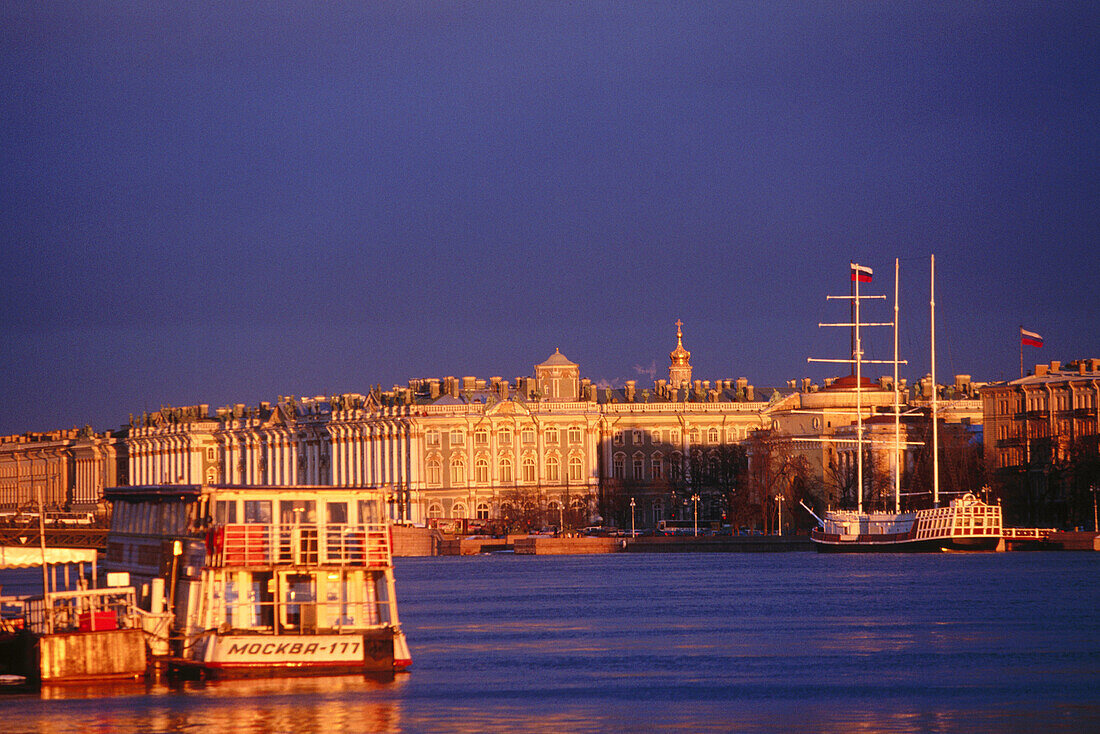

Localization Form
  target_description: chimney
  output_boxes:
[1035,364,1048,377]
[1049,361,1060,373]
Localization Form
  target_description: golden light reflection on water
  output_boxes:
[27,675,407,734]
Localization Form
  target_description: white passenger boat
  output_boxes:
[104,484,411,678]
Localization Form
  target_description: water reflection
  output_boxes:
[16,676,406,734]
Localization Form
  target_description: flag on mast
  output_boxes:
[850,263,873,283]
[1020,328,1043,348]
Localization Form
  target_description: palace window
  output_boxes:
[428,504,443,519]
[450,430,465,447]
[568,426,582,444]
[426,430,440,447]
[546,427,559,445]
[427,457,441,485]
[546,455,560,482]
[521,428,536,444]
[568,455,583,482]
[499,456,514,483]
[632,429,643,445]
[450,456,466,485]
[475,457,489,484]
[613,453,625,480]
[651,452,663,479]
[499,428,513,445]
[613,431,624,446]
[708,427,719,444]
[476,503,491,520]
[522,456,536,483]
[452,503,468,519]
[474,428,489,446]
[632,453,644,481]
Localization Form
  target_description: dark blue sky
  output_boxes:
[2,3,1098,435]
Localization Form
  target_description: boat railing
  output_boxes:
[210,522,392,568]
[23,587,141,636]
[1003,527,1056,540]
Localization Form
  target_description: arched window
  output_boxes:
[427,503,443,519]
[546,455,560,482]
[568,426,582,444]
[498,427,513,445]
[632,453,644,480]
[450,456,466,485]
[651,452,663,479]
[521,455,536,483]
[708,427,719,444]
[452,503,468,519]
[426,457,442,485]
[499,456,513,483]
[476,502,491,520]
[546,427,559,445]
[613,453,625,480]
[689,428,700,445]
[475,457,489,484]
[568,455,583,482]
[474,428,489,446]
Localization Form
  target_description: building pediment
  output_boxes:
[487,399,530,416]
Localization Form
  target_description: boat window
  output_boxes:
[280,500,316,524]
[215,500,238,524]
[327,502,348,524]
[357,500,380,524]
[244,500,272,524]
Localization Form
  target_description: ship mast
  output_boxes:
[931,254,939,507]
[893,258,901,514]
[809,263,895,514]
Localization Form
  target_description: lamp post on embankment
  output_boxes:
[630,497,636,538]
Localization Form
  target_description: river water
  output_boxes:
[2,552,1098,733]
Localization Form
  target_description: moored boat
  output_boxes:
[804,257,1002,552]
[104,483,411,678]
[807,493,1002,552]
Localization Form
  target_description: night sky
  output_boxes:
[2,3,1098,436]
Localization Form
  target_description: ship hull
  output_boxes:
[810,531,1000,553]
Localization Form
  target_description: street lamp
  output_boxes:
[691,493,700,536]
[775,494,783,536]
[630,497,636,538]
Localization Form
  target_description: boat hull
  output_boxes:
[810,531,1001,553]
[170,628,399,680]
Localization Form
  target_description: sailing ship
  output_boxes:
[803,257,1003,552]
[103,483,412,678]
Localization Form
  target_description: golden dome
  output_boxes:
[670,319,691,366]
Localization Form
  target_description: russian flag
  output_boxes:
[850,263,873,283]
[1020,328,1043,348]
